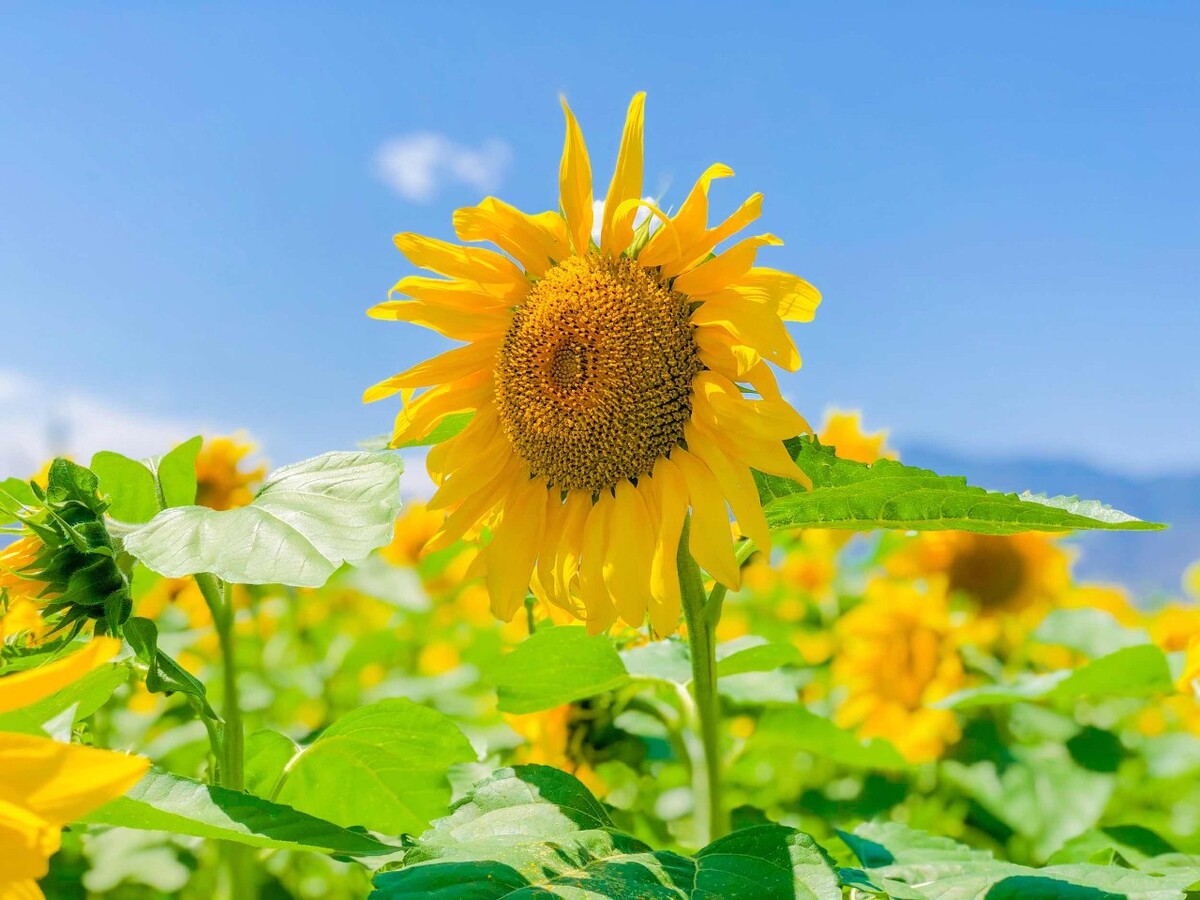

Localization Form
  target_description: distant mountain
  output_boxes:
[901,444,1199,600]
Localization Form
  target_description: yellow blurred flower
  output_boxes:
[381,504,444,568]
[0,597,48,648]
[1184,561,1200,600]
[1149,602,1200,654]
[194,434,266,511]
[887,531,1071,622]
[818,410,895,464]
[0,538,49,605]
[833,579,964,762]
[506,704,606,797]
[416,641,461,676]
[1059,584,1139,627]
[0,638,148,899]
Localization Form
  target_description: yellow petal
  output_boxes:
[0,732,148,824]
[363,340,499,402]
[695,325,761,380]
[670,450,740,589]
[602,481,653,627]
[639,163,734,269]
[0,797,57,884]
[387,275,517,308]
[390,374,493,446]
[453,198,569,277]
[485,479,549,621]
[600,93,646,256]
[685,424,771,552]
[426,455,521,551]
[558,97,594,256]
[672,234,782,298]
[692,294,801,371]
[645,458,687,635]
[393,232,526,288]
[367,300,509,342]
[579,492,618,634]
[661,192,764,279]
[737,267,822,322]
[549,491,592,617]
[0,638,120,715]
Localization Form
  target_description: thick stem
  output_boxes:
[677,518,728,845]
[195,573,255,898]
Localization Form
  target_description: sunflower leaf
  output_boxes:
[122,451,404,588]
[757,437,1166,535]
[492,627,631,714]
[371,765,844,899]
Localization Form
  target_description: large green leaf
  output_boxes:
[123,451,404,588]
[371,765,843,899]
[273,698,476,836]
[757,437,1165,535]
[83,768,397,857]
[150,435,203,508]
[492,626,632,714]
[939,645,1175,709]
[90,452,161,524]
[841,822,1199,899]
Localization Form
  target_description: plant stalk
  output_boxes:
[677,518,728,845]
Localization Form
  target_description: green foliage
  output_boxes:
[370,765,844,899]
[5,458,133,636]
[123,615,216,717]
[123,451,405,588]
[0,655,129,735]
[90,435,202,523]
[391,412,473,449]
[269,698,477,836]
[757,437,1165,535]
[840,821,1200,899]
[83,768,398,857]
[493,626,632,714]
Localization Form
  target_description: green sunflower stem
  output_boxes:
[195,572,256,899]
[677,518,728,845]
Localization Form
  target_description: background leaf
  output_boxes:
[123,451,404,587]
[757,437,1165,535]
[273,698,476,836]
[83,768,399,857]
[151,435,203,508]
[492,626,631,714]
[90,452,160,524]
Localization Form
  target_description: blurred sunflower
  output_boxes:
[833,579,964,762]
[194,434,266,511]
[506,703,607,797]
[887,530,1071,623]
[0,638,148,899]
[367,94,820,635]
[818,410,895,464]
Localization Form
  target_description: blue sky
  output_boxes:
[1,2,1197,479]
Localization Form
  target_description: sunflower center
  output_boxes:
[948,537,1027,609]
[494,254,702,493]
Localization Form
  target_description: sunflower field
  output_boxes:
[2,95,1197,900]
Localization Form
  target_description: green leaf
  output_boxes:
[1,476,36,518]
[492,626,631,714]
[621,638,692,685]
[757,437,1165,535]
[371,765,842,899]
[716,637,803,677]
[273,698,476,836]
[749,707,908,771]
[89,452,160,524]
[152,435,203,508]
[83,768,398,857]
[939,645,1175,709]
[123,616,215,717]
[1032,608,1151,658]
[123,451,404,588]
[391,412,473,449]
[243,729,300,799]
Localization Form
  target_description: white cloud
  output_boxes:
[591,196,661,243]
[374,133,511,202]
[0,369,213,479]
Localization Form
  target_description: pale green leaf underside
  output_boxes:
[371,765,842,899]
[758,437,1165,535]
[123,451,404,587]
[83,768,397,857]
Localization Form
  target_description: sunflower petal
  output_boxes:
[645,457,686,635]
[485,479,548,621]
[603,481,653,627]
[671,449,740,589]
[0,638,120,715]
[600,93,646,256]
[559,97,594,256]
[672,234,782,297]
[454,198,569,277]
[363,340,499,402]
[393,233,527,289]
[686,424,771,552]
[638,163,734,269]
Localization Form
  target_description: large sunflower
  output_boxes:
[367,94,820,634]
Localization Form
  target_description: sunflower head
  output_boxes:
[367,94,821,634]
[1,459,133,638]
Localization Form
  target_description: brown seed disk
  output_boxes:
[494,254,702,493]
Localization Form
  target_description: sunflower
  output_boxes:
[367,94,820,634]
[194,434,266,511]
[832,578,964,762]
[818,410,894,465]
